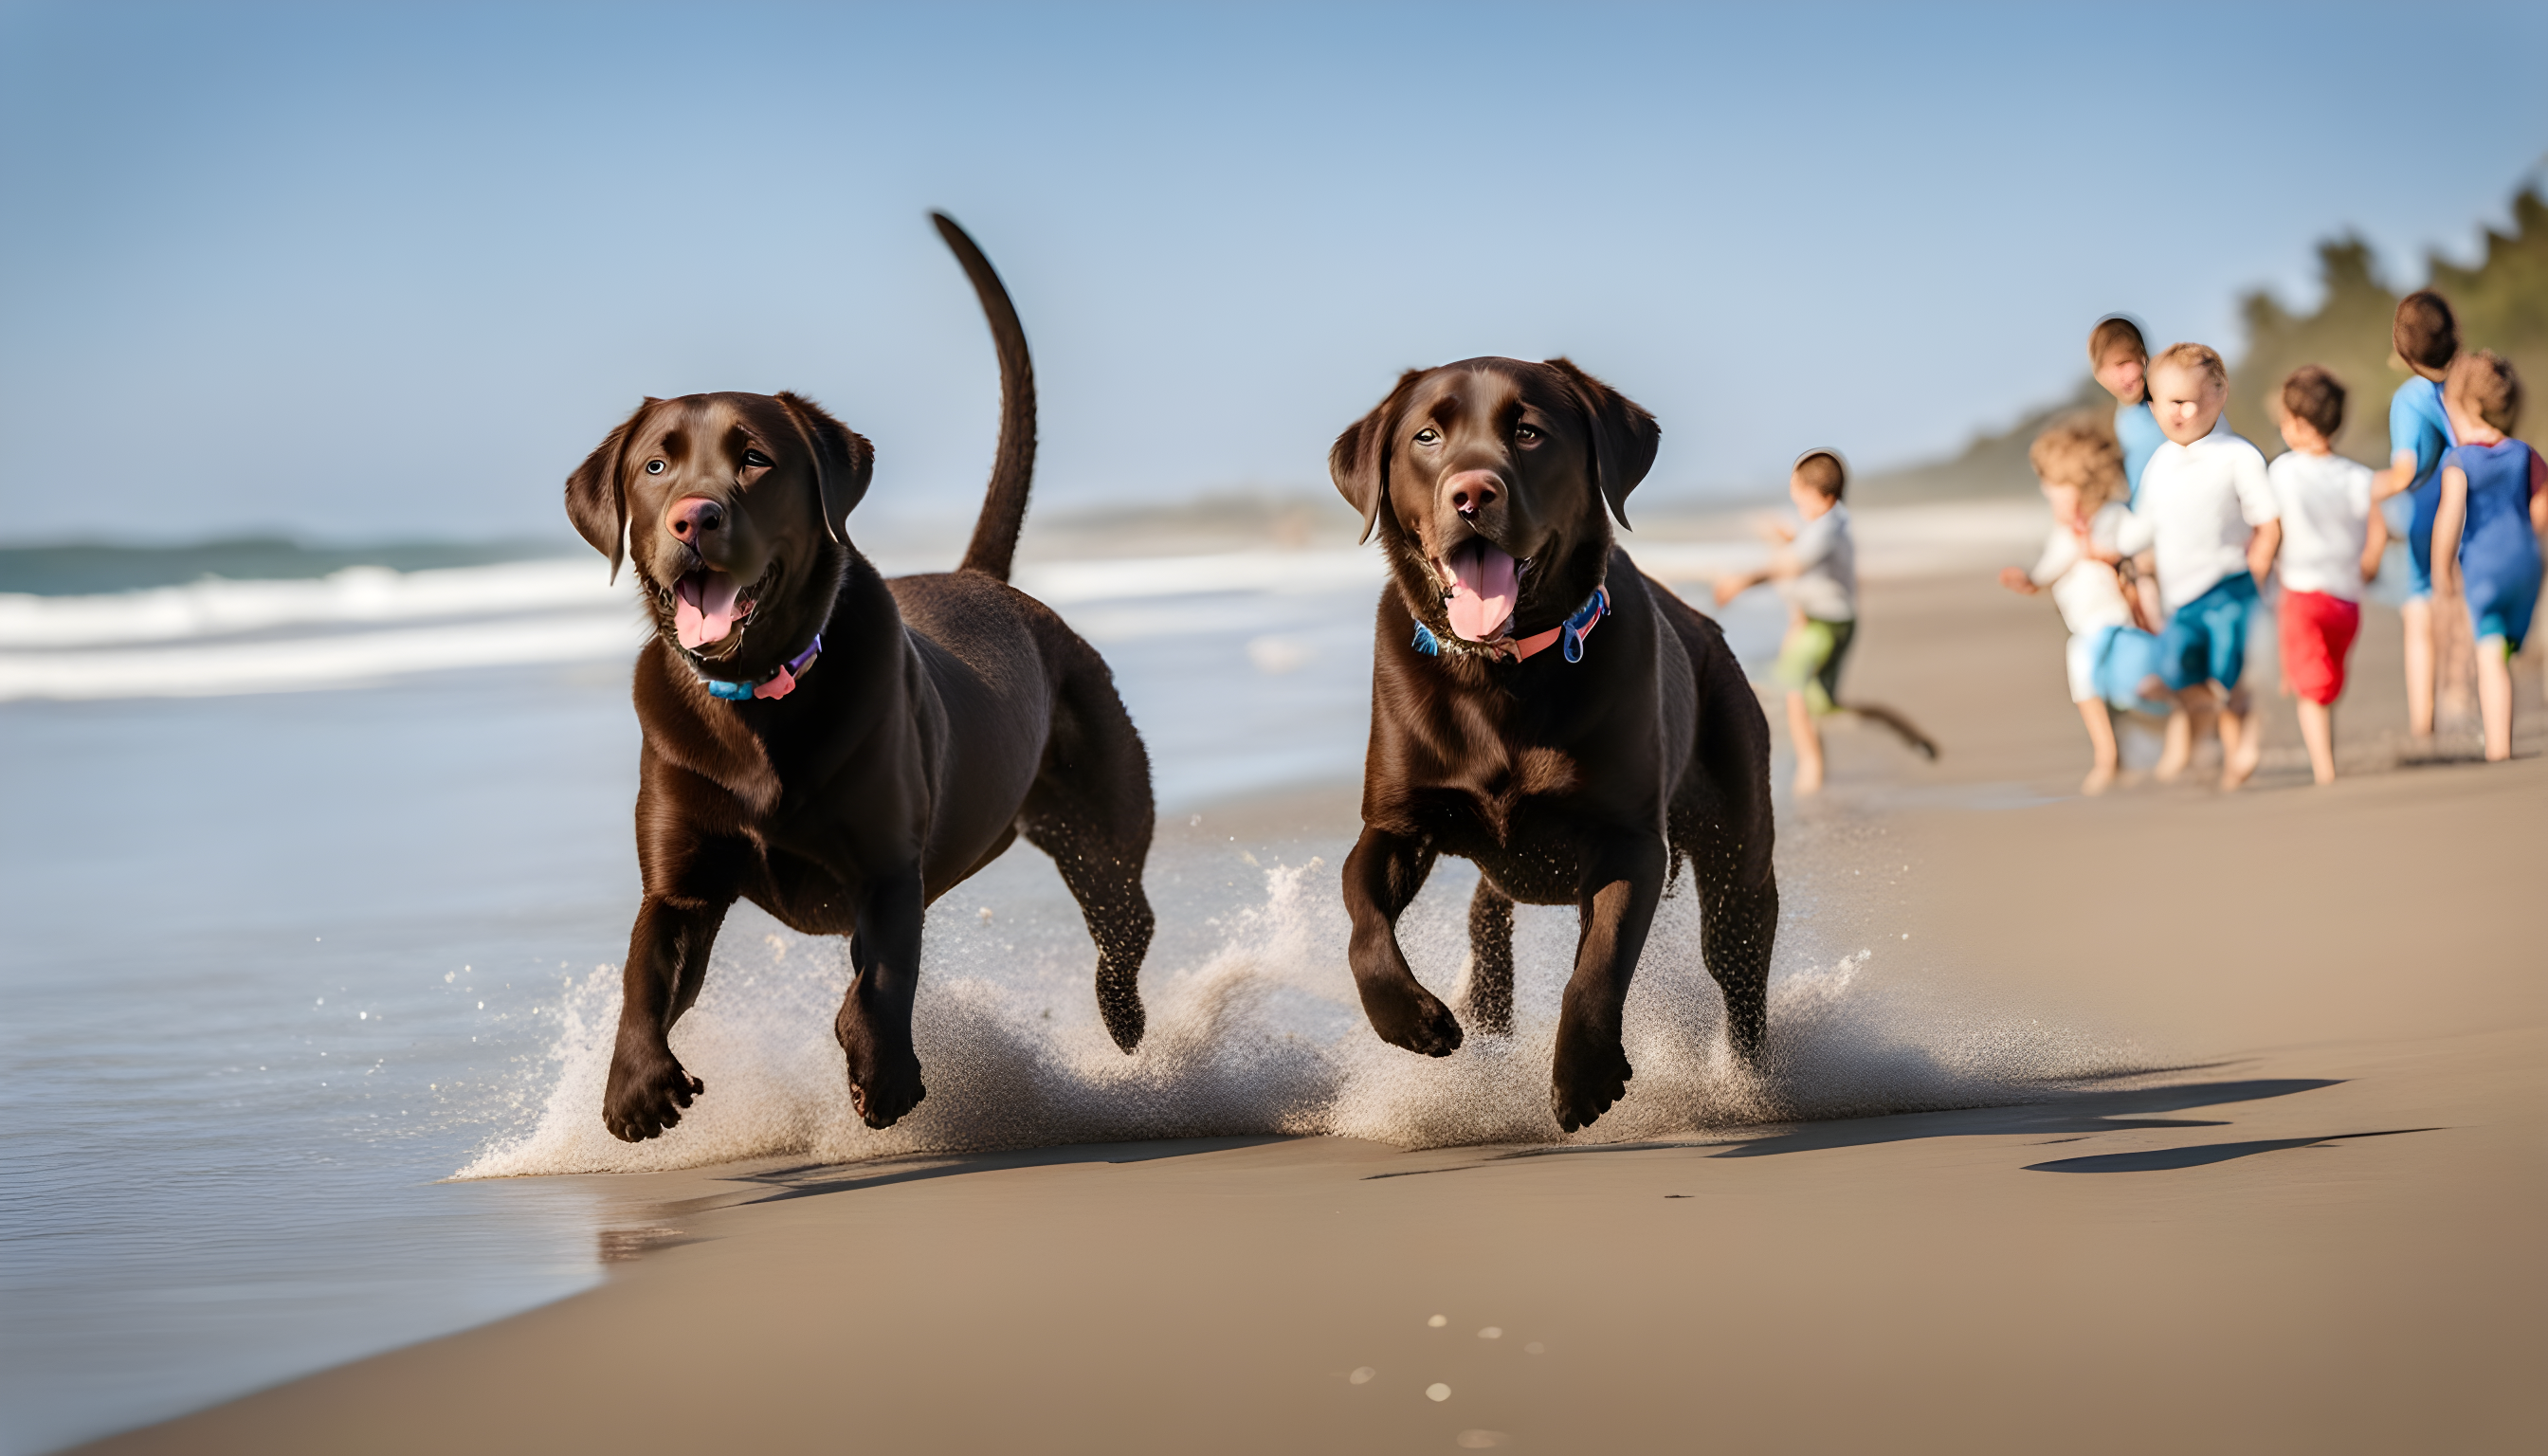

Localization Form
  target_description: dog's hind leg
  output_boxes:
[1463,879,1517,1036]
[1684,630,1780,1067]
[1021,650,1158,1053]
[1024,812,1155,1053]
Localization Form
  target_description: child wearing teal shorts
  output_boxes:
[2116,343,2283,790]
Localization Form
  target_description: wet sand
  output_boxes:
[80,576,2546,1454]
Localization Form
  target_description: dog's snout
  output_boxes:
[1445,469,1502,517]
[667,497,727,541]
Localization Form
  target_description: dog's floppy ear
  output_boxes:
[775,391,874,542]
[564,400,654,582]
[1329,369,1425,544]
[1546,358,1661,528]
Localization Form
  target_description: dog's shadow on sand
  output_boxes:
[1378,1077,2441,1178]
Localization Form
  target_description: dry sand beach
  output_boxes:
[72,563,2546,1456]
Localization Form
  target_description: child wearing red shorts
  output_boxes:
[2268,366,2385,784]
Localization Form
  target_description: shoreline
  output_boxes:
[66,569,2548,1455]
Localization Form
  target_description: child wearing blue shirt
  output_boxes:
[2090,316,2168,504]
[2431,351,2546,762]
[2367,291,2459,740]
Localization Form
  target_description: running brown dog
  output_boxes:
[565,215,1156,1139]
[1329,357,1777,1132]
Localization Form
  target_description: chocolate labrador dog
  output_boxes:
[1329,357,1777,1132]
[565,215,1156,1139]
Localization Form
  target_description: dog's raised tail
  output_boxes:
[934,212,1037,583]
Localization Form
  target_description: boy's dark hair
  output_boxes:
[2446,350,2522,434]
[2393,290,2459,373]
[2280,365,2347,440]
[1793,448,1847,500]
[2087,315,2148,366]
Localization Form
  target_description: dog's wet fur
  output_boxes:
[1330,357,1778,1132]
[565,216,1156,1139]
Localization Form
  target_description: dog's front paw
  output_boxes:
[1550,1024,1632,1132]
[603,1046,704,1142]
[836,1010,927,1130]
[1360,978,1465,1059]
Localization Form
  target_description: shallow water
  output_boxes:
[0,547,2135,1454]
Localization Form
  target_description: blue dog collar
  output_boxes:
[1412,587,1607,664]
[700,633,823,701]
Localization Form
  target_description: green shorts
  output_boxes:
[1774,617,1855,716]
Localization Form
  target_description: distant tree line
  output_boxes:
[2230,186,2548,462]
[1860,183,2548,501]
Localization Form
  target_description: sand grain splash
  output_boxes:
[458,861,2141,1178]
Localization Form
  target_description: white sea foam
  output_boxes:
[457,859,2142,1178]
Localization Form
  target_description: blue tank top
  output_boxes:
[2390,377,2456,565]
[2116,401,2165,507]
[2446,439,2543,597]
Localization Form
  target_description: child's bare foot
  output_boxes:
[2221,741,2260,790]
[2082,764,2117,796]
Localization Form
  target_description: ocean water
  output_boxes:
[0,519,2132,1454]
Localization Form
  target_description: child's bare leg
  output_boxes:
[2296,699,2337,784]
[2476,635,2514,761]
[2155,704,2193,781]
[2221,686,2260,790]
[2076,699,2118,794]
[1786,690,1824,794]
[2401,596,2435,738]
[2170,686,2216,782]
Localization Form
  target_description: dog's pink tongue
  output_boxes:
[673,571,741,649]
[1442,540,1518,641]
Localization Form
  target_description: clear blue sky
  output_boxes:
[3,2,2543,543]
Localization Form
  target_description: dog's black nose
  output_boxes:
[668,497,726,541]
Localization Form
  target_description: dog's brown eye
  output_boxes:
[645,460,666,475]
[741,449,773,469]
[1413,428,1441,446]
[1515,425,1542,443]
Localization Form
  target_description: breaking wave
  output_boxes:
[457,855,2144,1178]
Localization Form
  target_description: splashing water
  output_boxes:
[458,855,2143,1178]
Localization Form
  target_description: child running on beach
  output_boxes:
[2430,351,2546,762]
[2268,365,2384,785]
[1715,450,1937,794]
[2117,343,2282,789]
[1999,413,2163,793]
[2367,291,2459,740]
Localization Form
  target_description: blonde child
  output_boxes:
[2267,366,2385,784]
[1998,413,2162,793]
[2430,351,2546,761]
[2116,343,2283,789]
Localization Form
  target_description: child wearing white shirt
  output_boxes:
[2267,366,2385,785]
[1999,413,2163,793]
[2116,343,2283,790]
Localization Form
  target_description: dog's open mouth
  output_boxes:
[668,564,771,653]
[1436,539,1519,642]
